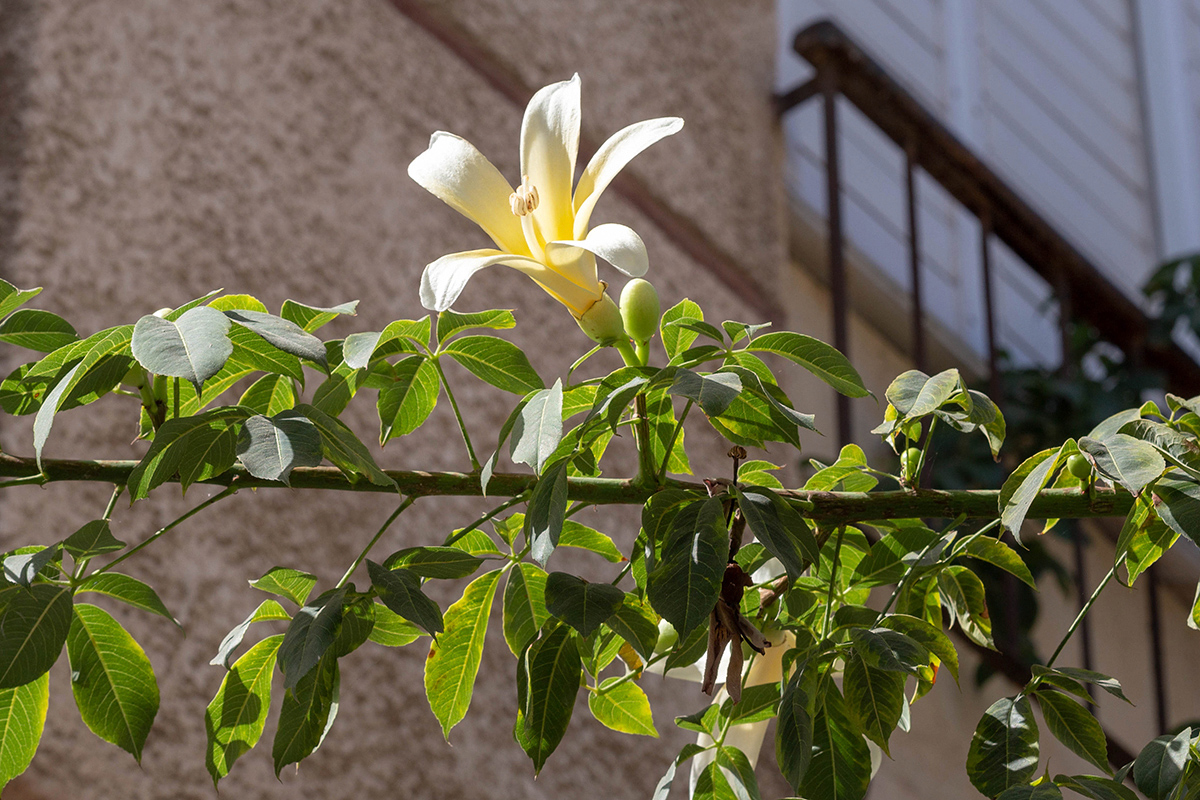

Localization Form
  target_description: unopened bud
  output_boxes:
[575,290,627,344]
[619,278,660,345]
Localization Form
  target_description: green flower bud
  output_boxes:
[619,278,660,345]
[575,291,626,344]
[1066,454,1091,481]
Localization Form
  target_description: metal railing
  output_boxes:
[776,19,1193,766]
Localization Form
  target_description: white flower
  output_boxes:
[408,74,682,333]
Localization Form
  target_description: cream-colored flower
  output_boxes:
[408,74,682,337]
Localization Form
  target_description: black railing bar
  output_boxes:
[786,20,1200,394]
[905,140,927,372]
[980,211,1002,405]
[773,75,820,116]
[821,67,852,448]
[1071,527,1096,701]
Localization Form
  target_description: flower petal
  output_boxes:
[520,75,581,244]
[420,248,601,316]
[547,223,649,279]
[573,117,684,238]
[408,132,529,256]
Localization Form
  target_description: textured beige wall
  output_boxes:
[3,1,1198,799]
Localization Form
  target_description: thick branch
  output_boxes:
[0,454,1137,523]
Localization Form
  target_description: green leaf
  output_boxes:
[544,573,623,637]
[1150,475,1200,548]
[249,567,318,607]
[2,548,58,588]
[1133,728,1191,800]
[0,280,42,321]
[295,403,395,487]
[237,373,296,416]
[127,406,251,498]
[280,299,358,332]
[131,307,232,391]
[382,547,483,580]
[0,309,78,353]
[377,356,440,445]
[272,650,338,776]
[1052,774,1138,800]
[660,299,703,358]
[503,563,549,656]
[723,681,780,726]
[557,520,623,563]
[716,746,763,800]
[277,587,345,691]
[511,379,564,475]
[368,604,423,647]
[667,369,743,416]
[66,604,159,761]
[1001,444,1072,540]
[848,627,929,674]
[805,444,878,492]
[851,525,939,587]
[1035,667,1131,704]
[210,599,290,668]
[0,672,48,790]
[707,368,812,448]
[967,695,1041,798]
[961,536,1037,589]
[204,634,281,785]
[331,594,374,658]
[367,562,443,638]
[747,330,868,397]
[236,411,323,485]
[437,309,515,343]
[31,362,80,470]
[525,458,570,565]
[1120,419,1200,481]
[843,648,906,755]
[1077,435,1164,496]
[1035,689,1110,774]
[310,364,366,417]
[722,320,771,345]
[589,678,657,736]
[76,573,177,625]
[736,486,818,581]
[801,685,872,800]
[225,324,303,383]
[442,335,544,394]
[424,569,501,739]
[515,623,581,774]
[647,497,726,636]
[62,520,125,559]
[0,585,72,689]
[879,613,959,683]
[606,595,659,661]
[223,309,326,366]
[938,565,994,648]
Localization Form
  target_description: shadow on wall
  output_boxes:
[0,0,34,280]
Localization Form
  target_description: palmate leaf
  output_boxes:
[236,411,323,485]
[277,587,345,691]
[441,335,544,395]
[131,307,232,391]
[205,634,281,785]
[0,672,48,790]
[776,671,813,792]
[524,458,570,565]
[1035,689,1110,774]
[437,308,515,343]
[367,562,443,638]
[1149,475,1200,549]
[1133,728,1191,800]
[503,563,549,656]
[0,279,43,321]
[225,324,304,383]
[967,695,1040,798]
[660,299,703,358]
[646,497,725,636]
[61,520,125,560]
[127,406,252,499]
[588,678,657,737]
[424,569,501,739]
[1000,443,1074,540]
[544,573,623,638]
[223,309,326,367]
[0,584,72,689]
[249,567,318,607]
[736,486,818,581]
[1077,434,1165,496]
[272,650,339,776]
[210,599,290,669]
[514,622,581,774]
[237,373,296,416]
[843,648,906,755]
[66,604,159,762]
[382,546,483,580]
[280,299,358,332]
[605,595,659,661]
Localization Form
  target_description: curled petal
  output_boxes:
[521,74,581,244]
[546,223,649,280]
[420,248,601,315]
[408,132,529,256]
[573,116,684,238]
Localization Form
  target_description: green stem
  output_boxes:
[0,475,47,489]
[173,377,181,421]
[87,485,237,579]
[634,340,649,366]
[613,339,639,367]
[633,394,655,486]
[442,493,527,548]
[74,484,127,582]
[431,357,481,472]
[823,526,845,637]
[657,400,693,482]
[337,496,417,588]
[1045,564,1117,669]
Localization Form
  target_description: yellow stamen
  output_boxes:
[509,176,539,217]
